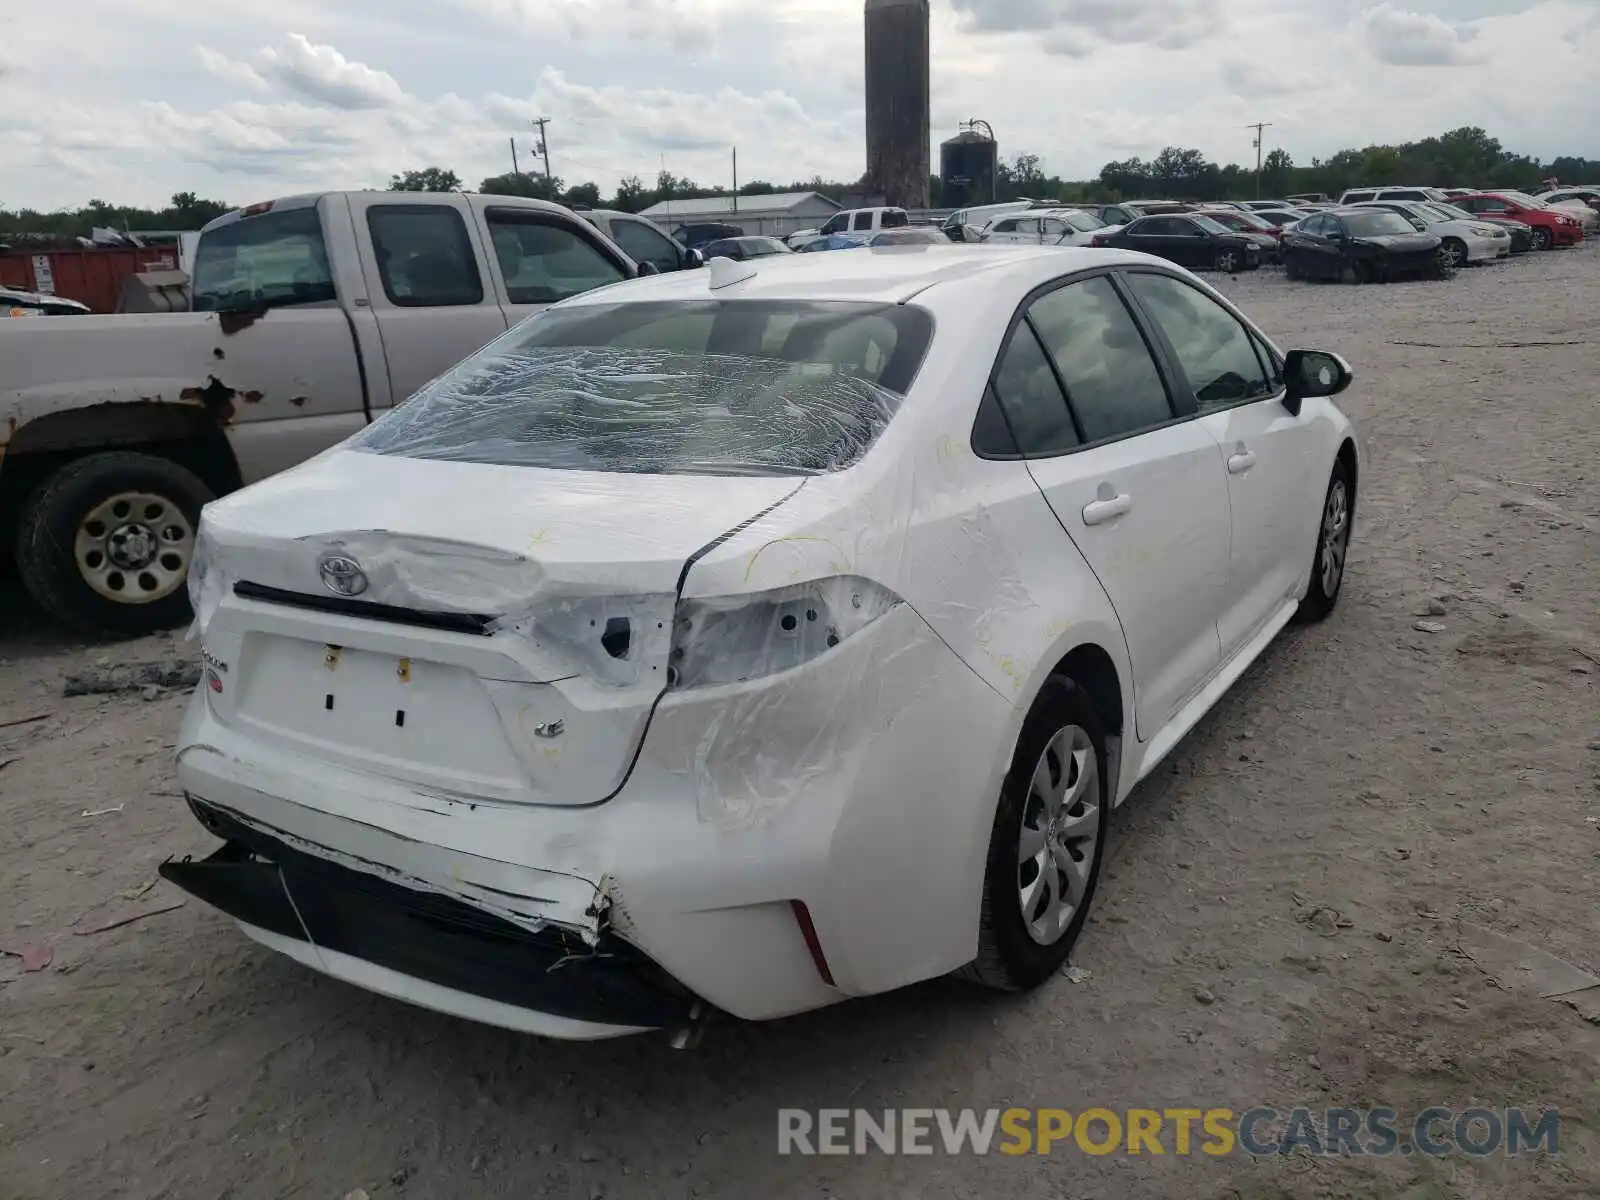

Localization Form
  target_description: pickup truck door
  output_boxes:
[468,199,633,328]
[345,193,513,410]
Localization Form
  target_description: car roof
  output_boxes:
[559,244,1165,307]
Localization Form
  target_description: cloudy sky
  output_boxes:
[2,0,1597,210]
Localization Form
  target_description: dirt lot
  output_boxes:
[2,244,1597,1200]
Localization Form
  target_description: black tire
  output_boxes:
[1283,255,1304,281]
[1214,248,1240,274]
[1437,238,1466,272]
[1296,456,1354,624]
[1530,227,1553,251]
[15,451,213,635]
[960,677,1110,991]
[1338,260,1364,285]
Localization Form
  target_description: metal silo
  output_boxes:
[864,0,930,211]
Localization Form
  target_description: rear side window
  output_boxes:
[881,210,909,229]
[1028,276,1174,442]
[485,211,627,304]
[992,219,1018,233]
[852,212,874,231]
[367,205,483,307]
[191,205,335,312]
[1126,273,1273,411]
[989,323,1079,456]
[355,300,933,476]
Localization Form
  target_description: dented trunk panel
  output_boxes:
[195,449,802,807]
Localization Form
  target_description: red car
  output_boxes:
[1453,192,1583,250]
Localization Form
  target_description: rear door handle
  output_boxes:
[1082,491,1132,526]
[1228,450,1257,474]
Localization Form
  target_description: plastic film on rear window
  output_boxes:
[353,299,934,478]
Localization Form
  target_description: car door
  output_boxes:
[1121,217,1175,261]
[608,215,688,273]
[1164,218,1212,268]
[989,271,1230,739]
[349,196,511,409]
[1292,215,1336,277]
[1123,270,1324,658]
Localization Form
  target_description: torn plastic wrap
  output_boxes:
[351,297,928,478]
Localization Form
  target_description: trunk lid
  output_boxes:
[199,449,802,807]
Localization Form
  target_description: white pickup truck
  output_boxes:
[0,191,679,633]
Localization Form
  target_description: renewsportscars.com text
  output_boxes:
[777,1106,1560,1157]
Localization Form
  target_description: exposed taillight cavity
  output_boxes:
[668,576,901,690]
[239,201,274,218]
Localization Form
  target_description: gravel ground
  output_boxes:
[2,243,1597,1199]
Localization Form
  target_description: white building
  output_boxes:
[639,191,841,239]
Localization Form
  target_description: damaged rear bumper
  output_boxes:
[160,801,695,1038]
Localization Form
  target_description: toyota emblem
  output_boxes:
[318,553,368,597]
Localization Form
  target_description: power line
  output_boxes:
[1246,121,1273,199]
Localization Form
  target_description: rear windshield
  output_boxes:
[192,205,335,312]
[1342,211,1418,236]
[354,300,934,476]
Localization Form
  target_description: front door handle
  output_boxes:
[1228,449,1257,474]
[1082,489,1132,526]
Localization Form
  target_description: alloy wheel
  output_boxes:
[1216,250,1238,273]
[1437,242,1463,270]
[1320,479,1350,598]
[73,491,195,604]
[1017,725,1101,946]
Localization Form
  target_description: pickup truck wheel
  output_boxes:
[16,452,213,635]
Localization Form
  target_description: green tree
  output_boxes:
[561,182,602,208]
[612,175,647,212]
[388,167,462,192]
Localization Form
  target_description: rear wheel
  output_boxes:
[1530,226,1553,251]
[15,451,213,635]
[1283,254,1304,281]
[961,677,1109,991]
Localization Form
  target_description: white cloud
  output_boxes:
[255,32,406,109]
[949,0,1227,49]
[1357,3,1487,65]
[195,44,267,91]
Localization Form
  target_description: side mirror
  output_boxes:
[686,248,705,268]
[1283,349,1353,415]
[636,260,660,277]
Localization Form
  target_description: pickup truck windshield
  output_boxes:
[192,206,336,312]
[353,300,934,476]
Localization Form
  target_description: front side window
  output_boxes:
[191,205,335,312]
[367,205,483,307]
[992,219,1019,233]
[355,300,932,476]
[821,214,847,234]
[610,218,683,273]
[1028,276,1174,442]
[1126,272,1273,411]
[486,212,627,305]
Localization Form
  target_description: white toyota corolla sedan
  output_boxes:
[164,245,1359,1042]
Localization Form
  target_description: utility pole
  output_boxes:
[509,136,520,176]
[1246,121,1273,199]
[732,147,738,214]
[531,117,552,184]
